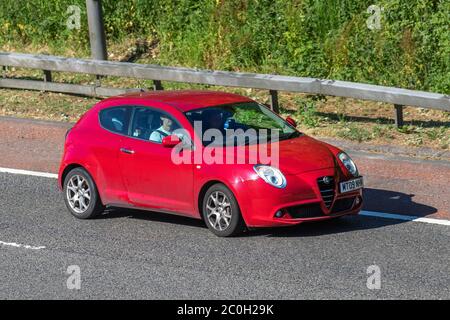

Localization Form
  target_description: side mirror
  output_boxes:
[286,116,297,128]
[162,134,181,148]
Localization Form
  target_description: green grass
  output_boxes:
[0,88,448,153]
[337,124,372,143]
[0,0,449,93]
[293,98,321,128]
[0,0,449,153]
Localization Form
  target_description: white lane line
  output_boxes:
[360,210,450,226]
[0,167,57,179]
[0,240,46,250]
[0,167,449,227]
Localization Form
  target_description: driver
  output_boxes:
[150,114,173,143]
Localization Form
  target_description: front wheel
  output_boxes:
[202,184,246,237]
[63,167,104,219]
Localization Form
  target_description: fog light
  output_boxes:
[355,197,361,206]
[275,210,284,218]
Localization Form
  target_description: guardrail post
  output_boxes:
[43,70,52,82]
[153,80,163,90]
[86,0,107,87]
[86,0,107,61]
[269,90,279,113]
[394,104,404,128]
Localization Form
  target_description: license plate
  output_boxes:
[340,177,363,193]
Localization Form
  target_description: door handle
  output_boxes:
[120,148,135,154]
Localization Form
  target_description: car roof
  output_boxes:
[103,90,253,112]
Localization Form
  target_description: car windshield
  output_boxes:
[184,102,301,146]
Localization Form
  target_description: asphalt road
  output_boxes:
[0,172,449,299]
[0,116,449,299]
[0,115,449,219]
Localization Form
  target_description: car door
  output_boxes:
[118,106,195,214]
[96,106,132,204]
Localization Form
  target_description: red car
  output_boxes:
[59,90,363,237]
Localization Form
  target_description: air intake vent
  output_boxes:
[331,197,355,214]
[287,203,324,219]
[317,176,335,209]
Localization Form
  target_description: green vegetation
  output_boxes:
[337,124,372,142]
[293,97,321,128]
[0,1,448,152]
[0,87,448,151]
[0,0,449,93]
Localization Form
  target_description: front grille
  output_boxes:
[287,203,324,219]
[331,197,355,214]
[317,176,335,209]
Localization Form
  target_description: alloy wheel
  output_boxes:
[206,191,232,231]
[66,175,91,214]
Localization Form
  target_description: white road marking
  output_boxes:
[0,240,46,250]
[0,167,449,227]
[0,167,57,179]
[360,210,450,226]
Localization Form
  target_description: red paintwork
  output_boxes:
[58,90,362,228]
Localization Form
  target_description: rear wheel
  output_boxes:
[63,167,104,219]
[202,184,246,237]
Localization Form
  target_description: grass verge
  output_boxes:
[0,86,448,151]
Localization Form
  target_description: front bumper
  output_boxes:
[235,167,363,227]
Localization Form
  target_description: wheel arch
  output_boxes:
[60,163,97,191]
[60,163,84,189]
[197,179,245,223]
[61,163,105,205]
[197,180,223,221]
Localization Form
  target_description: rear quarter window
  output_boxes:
[99,107,131,135]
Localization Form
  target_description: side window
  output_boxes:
[131,108,160,140]
[130,107,181,143]
[99,107,131,135]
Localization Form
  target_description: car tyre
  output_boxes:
[63,167,104,219]
[202,183,246,237]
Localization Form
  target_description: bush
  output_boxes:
[0,0,448,93]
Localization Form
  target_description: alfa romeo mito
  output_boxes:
[59,90,363,237]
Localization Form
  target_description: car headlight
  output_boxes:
[337,152,359,177]
[253,165,287,188]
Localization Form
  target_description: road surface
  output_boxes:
[0,116,448,299]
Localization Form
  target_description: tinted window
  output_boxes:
[99,107,131,135]
[130,107,181,143]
